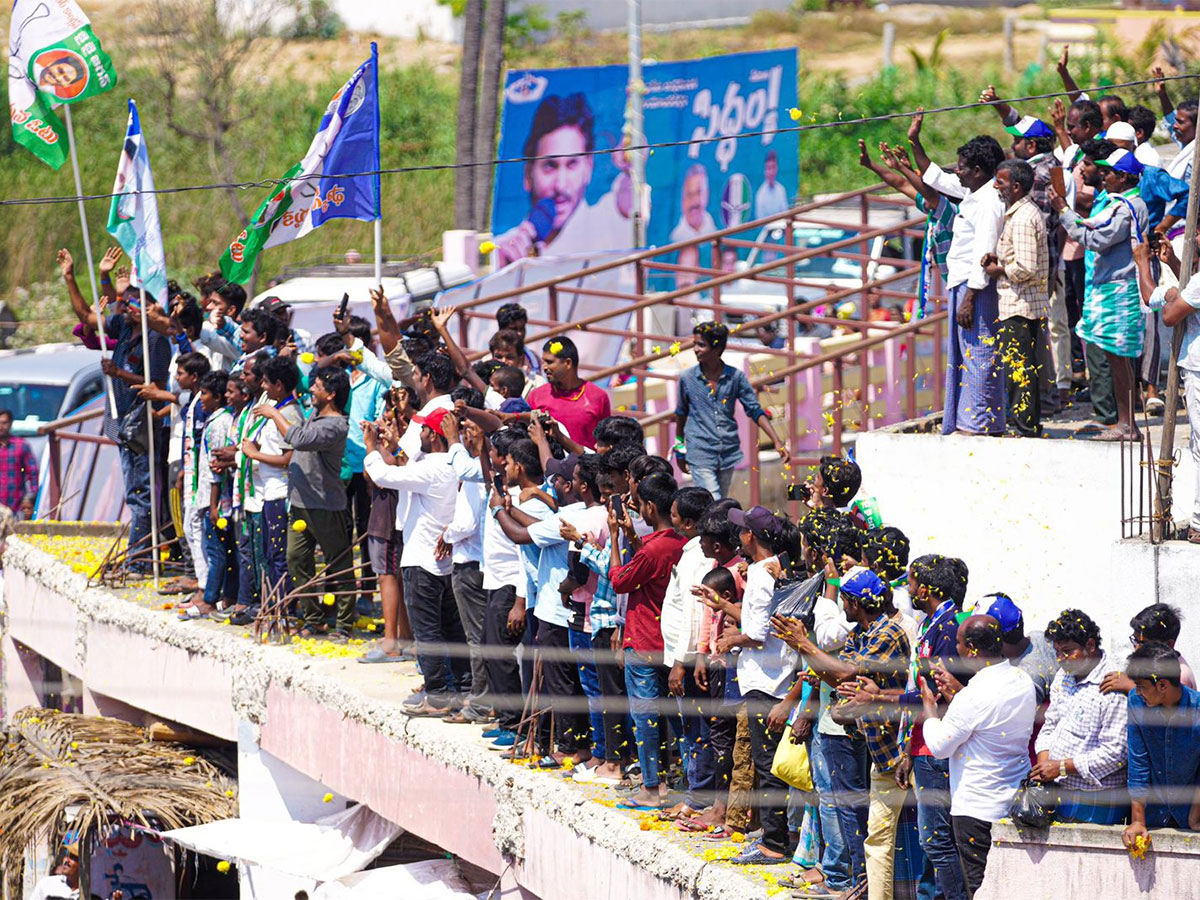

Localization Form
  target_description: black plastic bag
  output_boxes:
[1009,777,1055,828]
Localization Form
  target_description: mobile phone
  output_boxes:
[492,472,505,496]
[609,494,624,516]
[336,292,350,321]
[786,482,811,502]
[777,551,792,575]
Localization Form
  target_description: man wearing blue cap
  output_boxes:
[1050,143,1149,441]
[984,593,1057,705]
[777,566,911,899]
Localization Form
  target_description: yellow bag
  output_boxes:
[771,734,814,792]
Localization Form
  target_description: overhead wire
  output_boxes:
[0,71,1198,209]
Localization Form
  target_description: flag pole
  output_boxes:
[373,218,382,284]
[372,41,383,286]
[138,286,160,589]
[64,104,117,417]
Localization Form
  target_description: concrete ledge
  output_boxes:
[978,820,1200,899]
[1,535,774,900]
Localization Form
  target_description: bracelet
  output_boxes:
[1059,759,1068,779]
[100,276,112,284]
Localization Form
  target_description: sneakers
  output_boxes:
[481,726,506,739]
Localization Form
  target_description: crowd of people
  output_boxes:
[858,55,1200,545]
[20,47,1199,900]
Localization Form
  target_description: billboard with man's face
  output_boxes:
[490,49,799,273]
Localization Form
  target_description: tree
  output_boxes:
[472,0,507,231]
[455,0,484,229]
[142,0,288,229]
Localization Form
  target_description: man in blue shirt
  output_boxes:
[674,322,789,500]
[1123,642,1200,851]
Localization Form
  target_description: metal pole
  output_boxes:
[374,217,383,284]
[65,104,117,418]
[1003,16,1015,76]
[139,286,161,588]
[628,0,646,249]
[1153,93,1200,542]
[882,22,895,70]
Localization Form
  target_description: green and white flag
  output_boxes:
[8,0,118,169]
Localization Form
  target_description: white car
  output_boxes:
[720,209,919,319]
[249,261,476,340]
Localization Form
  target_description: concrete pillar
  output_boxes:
[1,635,44,722]
[443,229,481,275]
[236,719,351,898]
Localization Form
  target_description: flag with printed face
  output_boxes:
[8,0,118,169]
[106,99,167,305]
[219,42,380,283]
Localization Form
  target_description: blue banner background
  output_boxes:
[492,49,798,262]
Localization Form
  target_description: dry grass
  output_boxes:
[0,707,237,898]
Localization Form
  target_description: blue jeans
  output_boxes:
[674,669,709,808]
[822,733,869,885]
[118,443,153,568]
[913,755,967,900]
[689,465,734,500]
[570,626,605,759]
[261,498,291,597]
[234,511,261,608]
[812,730,852,892]
[624,650,667,789]
[202,515,239,606]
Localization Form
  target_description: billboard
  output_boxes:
[490,49,799,278]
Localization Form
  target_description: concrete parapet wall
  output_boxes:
[978,821,1200,899]
[1,535,773,900]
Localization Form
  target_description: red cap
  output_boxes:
[412,406,451,437]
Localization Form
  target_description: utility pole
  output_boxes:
[1153,84,1200,541]
[628,0,646,248]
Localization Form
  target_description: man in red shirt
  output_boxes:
[609,471,687,810]
[526,336,611,449]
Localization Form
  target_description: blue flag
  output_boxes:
[107,99,167,305]
[219,43,380,281]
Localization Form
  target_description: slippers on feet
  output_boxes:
[674,818,713,833]
[729,842,790,866]
[702,825,738,841]
[357,647,406,664]
[616,799,663,811]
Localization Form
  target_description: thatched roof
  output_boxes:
[0,708,237,897]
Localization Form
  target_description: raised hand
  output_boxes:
[1057,44,1070,75]
[907,108,924,143]
[979,85,999,105]
[98,246,123,275]
[429,305,455,332]
[57,248,74,278]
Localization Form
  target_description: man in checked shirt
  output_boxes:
[1032,608,1129,825]
[0,409,38,519]
[983,159,1051,437]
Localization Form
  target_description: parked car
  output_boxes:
[0,343,104,458]
[719,201,920,320]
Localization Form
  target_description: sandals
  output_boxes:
[295,626,328,638]
[674,817,714,833]
[702,825,739,841]
[729,841,791,866]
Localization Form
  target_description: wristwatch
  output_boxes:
[1059,759,1068,779]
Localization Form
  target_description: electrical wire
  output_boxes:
[1,71,1197,209]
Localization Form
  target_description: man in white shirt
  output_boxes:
[754,150,790,220]
[670,165,718,243]
[364,408,469,716]
[923,615,1036,899]
[911,116,1008,435]
[446,421,529,747]
[440,428,490,723]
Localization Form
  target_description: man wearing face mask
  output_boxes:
[909,121,1008,436]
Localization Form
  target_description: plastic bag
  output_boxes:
[771,733,814,792]
[1009,777,1055,828]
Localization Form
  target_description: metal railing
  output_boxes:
[34,183,946,519]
